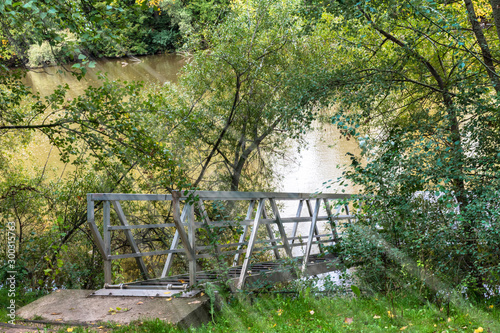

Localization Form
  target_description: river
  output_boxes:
[23,53,360,261]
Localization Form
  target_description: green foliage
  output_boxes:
[159,0,230,50]
[162,0,322,190]
[304,0,500,301]
[0,0,124,71]
[48,291,500,332]
[87,1,181,57]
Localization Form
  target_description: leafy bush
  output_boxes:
[152,29,179,50]
[27,33,78,67]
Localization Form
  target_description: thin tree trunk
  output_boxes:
[464,0,500,92]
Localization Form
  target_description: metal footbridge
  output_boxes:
[86,191,354,296]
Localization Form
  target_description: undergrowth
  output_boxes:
[39,290,500,333]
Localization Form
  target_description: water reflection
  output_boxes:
[23,54,185,97]
[22,54,185,173]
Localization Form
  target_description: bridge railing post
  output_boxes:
[103,200,112,285]
[233,200,255,266]
[237,198,265,289]
[187,202,196,286]
[301,198,321,273]
[161,205,188,278]
[171,191,196,286]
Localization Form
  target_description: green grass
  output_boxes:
[0,287,47,323]
[49,291,499,333]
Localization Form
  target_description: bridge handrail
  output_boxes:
[89,191,352,201]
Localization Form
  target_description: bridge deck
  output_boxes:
[91,254,340,297]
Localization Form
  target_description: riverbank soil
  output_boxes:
[14,290,209,329]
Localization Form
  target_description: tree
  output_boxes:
[161,0,320,191]
[303,0,500,299]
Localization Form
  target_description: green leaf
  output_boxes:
[351,285,361,297]
[22,1,34,8]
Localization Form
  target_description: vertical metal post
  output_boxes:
[171,191,195,284]
[103,200,112,285]
[187,203,196,286]
[301,198,321,273]
[237,199,264,289]
[86,194,106,259]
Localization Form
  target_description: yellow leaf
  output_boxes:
[67,328,73,332]
[400,326,407,330]
[167,297,172,301]
[474,327,484,333]
[164,291,171,294]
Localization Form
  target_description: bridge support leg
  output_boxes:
[306,200,324,254]
[269,198,293,258]
[290,200,303,247]
[171,191,196,286]
[112,201,150,280]
[301,199,321,274]
[103,201,112,285]
[161,205,189,278]
[323,199,339,245]
[237,198,264,289]
[188,203,196,286]
[233,200,255,266]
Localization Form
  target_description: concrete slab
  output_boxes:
[16,290,210,329]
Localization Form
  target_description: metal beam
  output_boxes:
[161,204,188,278]
[86,194,106,258]
[262,203,281,260]
[290,200,303,246]
[90,191,352,202]
[269,198,293,258]
[171,192,195,262]
[306,200,324,254]
[187,203,196,286]
[323,198,339,245]
[302,199,321,273]
[111,201,149,280]
[103,200,112,285]
[233,200,255,266]
[237,199,264,289]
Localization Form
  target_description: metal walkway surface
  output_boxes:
[86,191,354,296]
